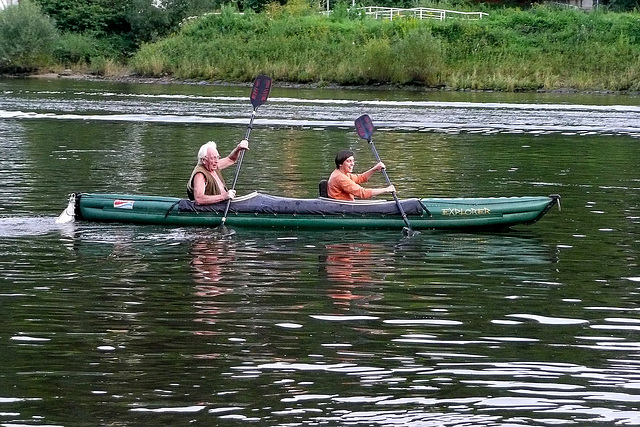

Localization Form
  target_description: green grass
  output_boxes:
[128,4,640,91]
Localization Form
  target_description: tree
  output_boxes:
[0,0,59,71]
[34,0,219,54]
[607,0,640,11]
[126,0,216,44]
[34,0,129,36]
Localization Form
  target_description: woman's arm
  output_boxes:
[367,185,396,197]
[360,161,385,181]
[335,173,395,199]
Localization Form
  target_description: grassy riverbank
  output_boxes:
[129,4,640,92]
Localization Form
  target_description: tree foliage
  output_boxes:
[608,0,640,11]
[127,0,219,43]
[0,0,59,71]
[34,0,129,35]
[33,0,220,55]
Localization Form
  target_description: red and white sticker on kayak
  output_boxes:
[114,199,135,209]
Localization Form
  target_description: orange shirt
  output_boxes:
[327,169,372,201]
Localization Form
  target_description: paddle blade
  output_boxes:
[216,223,236,238]
[402,227,420,238]
[355,114,375,141]
[250,75,272,109]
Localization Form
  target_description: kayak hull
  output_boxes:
[67,192,560,231]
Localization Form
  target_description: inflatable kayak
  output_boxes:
[58,191,560,231]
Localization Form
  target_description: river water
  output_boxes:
[0,77,639,426]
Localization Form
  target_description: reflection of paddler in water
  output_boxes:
[191,238,237,333]
[191,238,236,286]
[320,243,384,307]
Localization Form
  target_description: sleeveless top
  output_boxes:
[186,165,227,201]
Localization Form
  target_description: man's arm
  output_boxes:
[193,173,235,205]
[218,139,249,170]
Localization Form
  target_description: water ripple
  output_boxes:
[3,90,640,136]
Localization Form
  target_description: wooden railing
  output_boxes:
[358,7,488,21]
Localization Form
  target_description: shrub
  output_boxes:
[53,32,130,66]
[393,27,444,84]
[53,32,101,65]
[360,38,395,83]
[0,0,59,71]
[89,56,129,77]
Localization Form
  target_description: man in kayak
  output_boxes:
[187,140,248,205]
[327,149,395,201]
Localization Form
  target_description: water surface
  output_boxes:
[0,78,639,426]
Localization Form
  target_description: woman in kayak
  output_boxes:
[187,140,248,205]
[327,149,395,201]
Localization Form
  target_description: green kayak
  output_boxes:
[58,191,560,231]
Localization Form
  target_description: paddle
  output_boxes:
[354,114,418,237]
[219,75,272,228]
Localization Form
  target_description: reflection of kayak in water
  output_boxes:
[58,191,560,231]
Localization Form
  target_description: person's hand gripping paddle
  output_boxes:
[354,114,418,237]
[218,75,272,232]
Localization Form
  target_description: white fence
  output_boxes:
[359,7,488,21]
[185,6,488,24]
